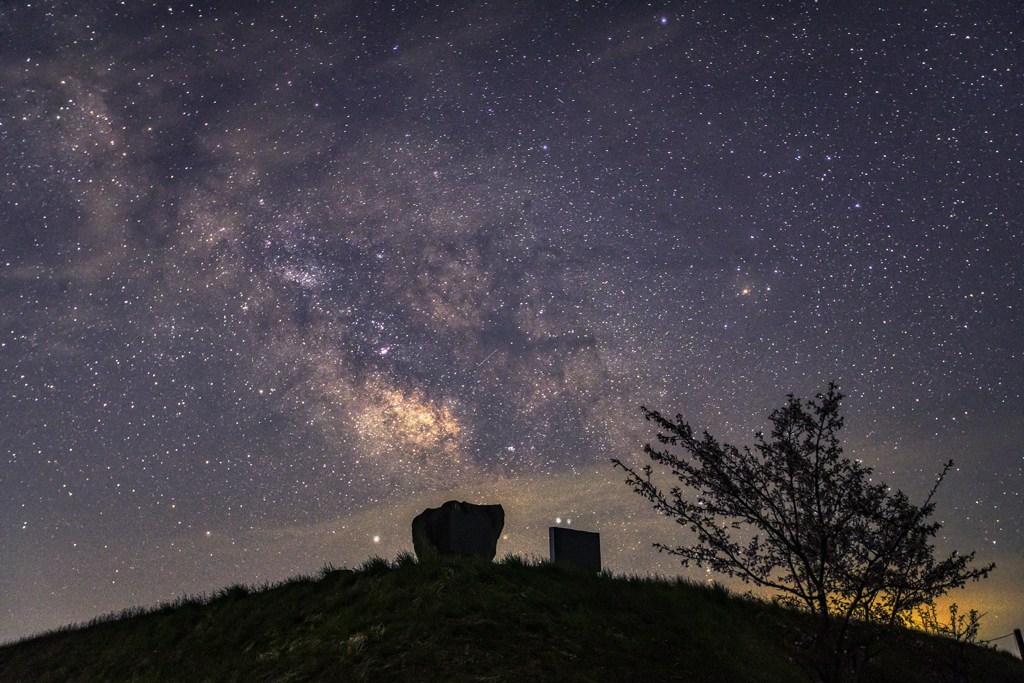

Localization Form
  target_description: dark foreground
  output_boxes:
[1,554,1020,682]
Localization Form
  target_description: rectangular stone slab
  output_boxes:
[549,526,601,571]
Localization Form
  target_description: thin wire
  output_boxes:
[979,631,1015,643]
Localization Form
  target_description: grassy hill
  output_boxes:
[0,554,1020,683]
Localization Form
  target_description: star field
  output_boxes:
[1,1,1022,646]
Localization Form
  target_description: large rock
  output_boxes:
[411,500,505,561]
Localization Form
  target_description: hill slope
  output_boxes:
[0,554,1020,683]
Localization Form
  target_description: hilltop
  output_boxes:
[0,554,1019,682]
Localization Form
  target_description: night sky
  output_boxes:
[2,1,1022,647]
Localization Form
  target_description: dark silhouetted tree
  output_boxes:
[612,383,993,683]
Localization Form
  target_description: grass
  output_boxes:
[0,553,1020,682]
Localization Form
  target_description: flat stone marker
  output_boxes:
[549,526,601,571]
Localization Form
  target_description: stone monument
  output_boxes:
[411,500,505,561]
[549,526,601,571]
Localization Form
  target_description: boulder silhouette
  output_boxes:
[411,500,505,561]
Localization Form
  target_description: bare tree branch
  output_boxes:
[612,383,994,683]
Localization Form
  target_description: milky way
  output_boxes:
[2,1,1022,646]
